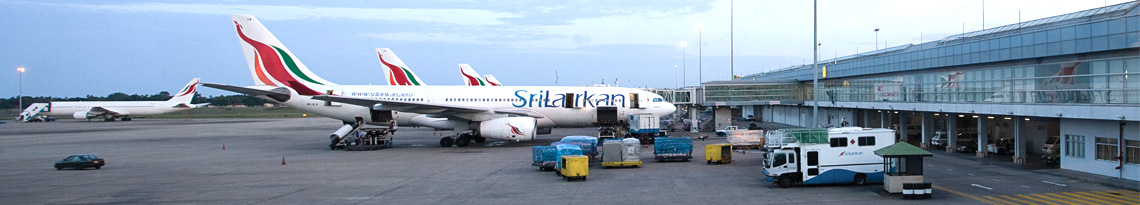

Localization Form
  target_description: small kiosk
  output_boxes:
[873,142,933,194]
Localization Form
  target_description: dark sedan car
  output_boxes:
[54,155,105,170]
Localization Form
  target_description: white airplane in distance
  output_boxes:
[205,15,675,148]
[27,78,206,121]
[376,48,427,86]
[483,74,503,86]
[460,64,503,86]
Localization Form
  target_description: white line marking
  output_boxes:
[1041,181,1068,187]
[1021,186,1031,188]
[971,184,994,190]
[992,179,1000,181]
[968,173,976,176]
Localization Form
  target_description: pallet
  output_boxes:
[601,161,643,168]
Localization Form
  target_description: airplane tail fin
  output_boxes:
[232,14,335,96]
[483,74,503,86]
[459,64,486,86]
[376,48,426,86]
[168,78,200,103]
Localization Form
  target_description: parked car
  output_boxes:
[1042,136,1061,165]
[715,126,739,137]
[987,138,1015,154]
[931,131,947,148]
[54,154,105,170]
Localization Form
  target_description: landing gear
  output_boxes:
[473,135,486,143]
[455,134,473,147]
[440,137,455,147]
[122,117,132,121]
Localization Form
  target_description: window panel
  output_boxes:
[1095,137,1119,161]
[1065,135,1085,158]
[1075,24,1092,39]
[1061,26,1076,40]
[1108,19,1126,34]
[1091,21,1108,36]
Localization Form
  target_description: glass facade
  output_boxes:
[704,84,803,103]
[818,57,1140,105]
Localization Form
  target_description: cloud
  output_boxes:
[12,1,522,26]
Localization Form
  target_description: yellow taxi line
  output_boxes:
[1061,192,1123,205]
[1076,192,1137,205]
[1016,194,1062,205]
[999,195,1039,205]
[1045,193,1098,205]
[984,196,1022,205]
[932,185,1003,205]
[1032,193,1083,205]
[1094,190,1140,202]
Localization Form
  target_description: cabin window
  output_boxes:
[772,153,787,167]
[829,138,848,147]
[857,136,875,146]
[806,151,818,166]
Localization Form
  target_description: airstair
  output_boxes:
[330,120,397,151]
[16,103,50,122]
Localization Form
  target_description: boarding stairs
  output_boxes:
[16,103,50,122]
[764,128,830,149]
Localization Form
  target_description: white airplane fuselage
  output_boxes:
[39,101,191,118]
[266,84,674,129]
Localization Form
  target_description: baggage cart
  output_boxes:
[704,143,733,164]
[653,137,693,161]
[532,146,557,171]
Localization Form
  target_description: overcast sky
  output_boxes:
[1,0,1133,97]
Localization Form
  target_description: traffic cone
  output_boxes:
[281,157,286,165]
[222,144,226,150]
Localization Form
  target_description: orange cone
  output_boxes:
[281,157,286,165]
[222,144,226,150]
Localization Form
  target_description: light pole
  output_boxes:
[17,67,25,111]
[681,41,687,87]
[697,23,703,84]
[812,0,819,128]
[875,28,880,50]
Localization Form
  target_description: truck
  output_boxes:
[762,127,894,188]
[628,114,661,143]
[715,126,740,137]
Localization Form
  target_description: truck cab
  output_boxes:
[716,126,739,137]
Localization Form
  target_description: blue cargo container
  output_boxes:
[653,137,693,161]
[532,146,557,171]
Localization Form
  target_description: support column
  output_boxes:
[977,116,989,158]
[1013,117,1026,164]
[689,106,698,133]
[862,110,872,128]
[946,115,958,153]
[921,113,933,148]
[880,111,886,128]
[898,112,909,143]
[714,106,731,131]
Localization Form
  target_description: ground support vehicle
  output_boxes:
[532,146,558,171]
[762,127,894,188]
[1042,136,1061,165]
[557,155,589,181]
[727,130,765,150]
[628,114,662,144]
[653,137,693,161]
[716,126,739,137]
[329,121,396,151]
[705,143,733,164]
[554,144,584,171]
[601,138,642,168]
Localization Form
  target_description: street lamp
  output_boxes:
[696,23,703,84]
[674,65,679,88]
[680,41,687,87]
[875,28,880,50]
[17,67,25,111]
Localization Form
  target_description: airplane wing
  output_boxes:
[89,106,130,116]
[310,95,545,119]
[201,83,291,101]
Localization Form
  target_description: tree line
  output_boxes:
[3,92,275,109]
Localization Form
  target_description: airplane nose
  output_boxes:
[660,104,676,116]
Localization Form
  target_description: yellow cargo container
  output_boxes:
[558,155,589,181]
[705,143,733,164]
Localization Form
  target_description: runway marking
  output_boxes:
[972,184,994,190]
[1111,189,1140,196]
[932,184,1002,205]
[1045,193,1096,205]
[1060,192,1123,205]
[1031,193,1080,205]
[999,195,1038,205]
[1075,192,1136,204]
[969,173,976,176]
[992,179,1000,181]
[984,195,1020,205]
[1016,194,1062,205]
[1021,185,1031,188]
[1097,190,1140,201]
[1040,181,1067,186]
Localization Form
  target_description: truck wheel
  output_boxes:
[853,174,867,185]
[95,166,101,170]
[56,167,62,170]
[778,176,793,188]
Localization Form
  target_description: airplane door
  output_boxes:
[630,93,640,108]
[806,151,819,176]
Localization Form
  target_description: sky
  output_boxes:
[1,0,1133,98]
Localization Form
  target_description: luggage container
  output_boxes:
[558,155,589,181]
[653,137,693,161]
[704,143,733,164]
[601,139,642,168]
[560,136,599,158]
[554,144,583,170]
[532,146,557,171]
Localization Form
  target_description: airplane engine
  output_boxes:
[478,117,537,141]
[72,111,95,119]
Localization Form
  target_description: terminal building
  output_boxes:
[658,2,1139,181]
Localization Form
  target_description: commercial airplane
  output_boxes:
[483,74,503,86]
[376,48,427,86]
[23,78,206,121]
[205,14,675,148]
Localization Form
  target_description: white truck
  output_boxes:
[715,126,740,137]
[762,127,894,188]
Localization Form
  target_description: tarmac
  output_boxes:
[0,118,1135,204]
